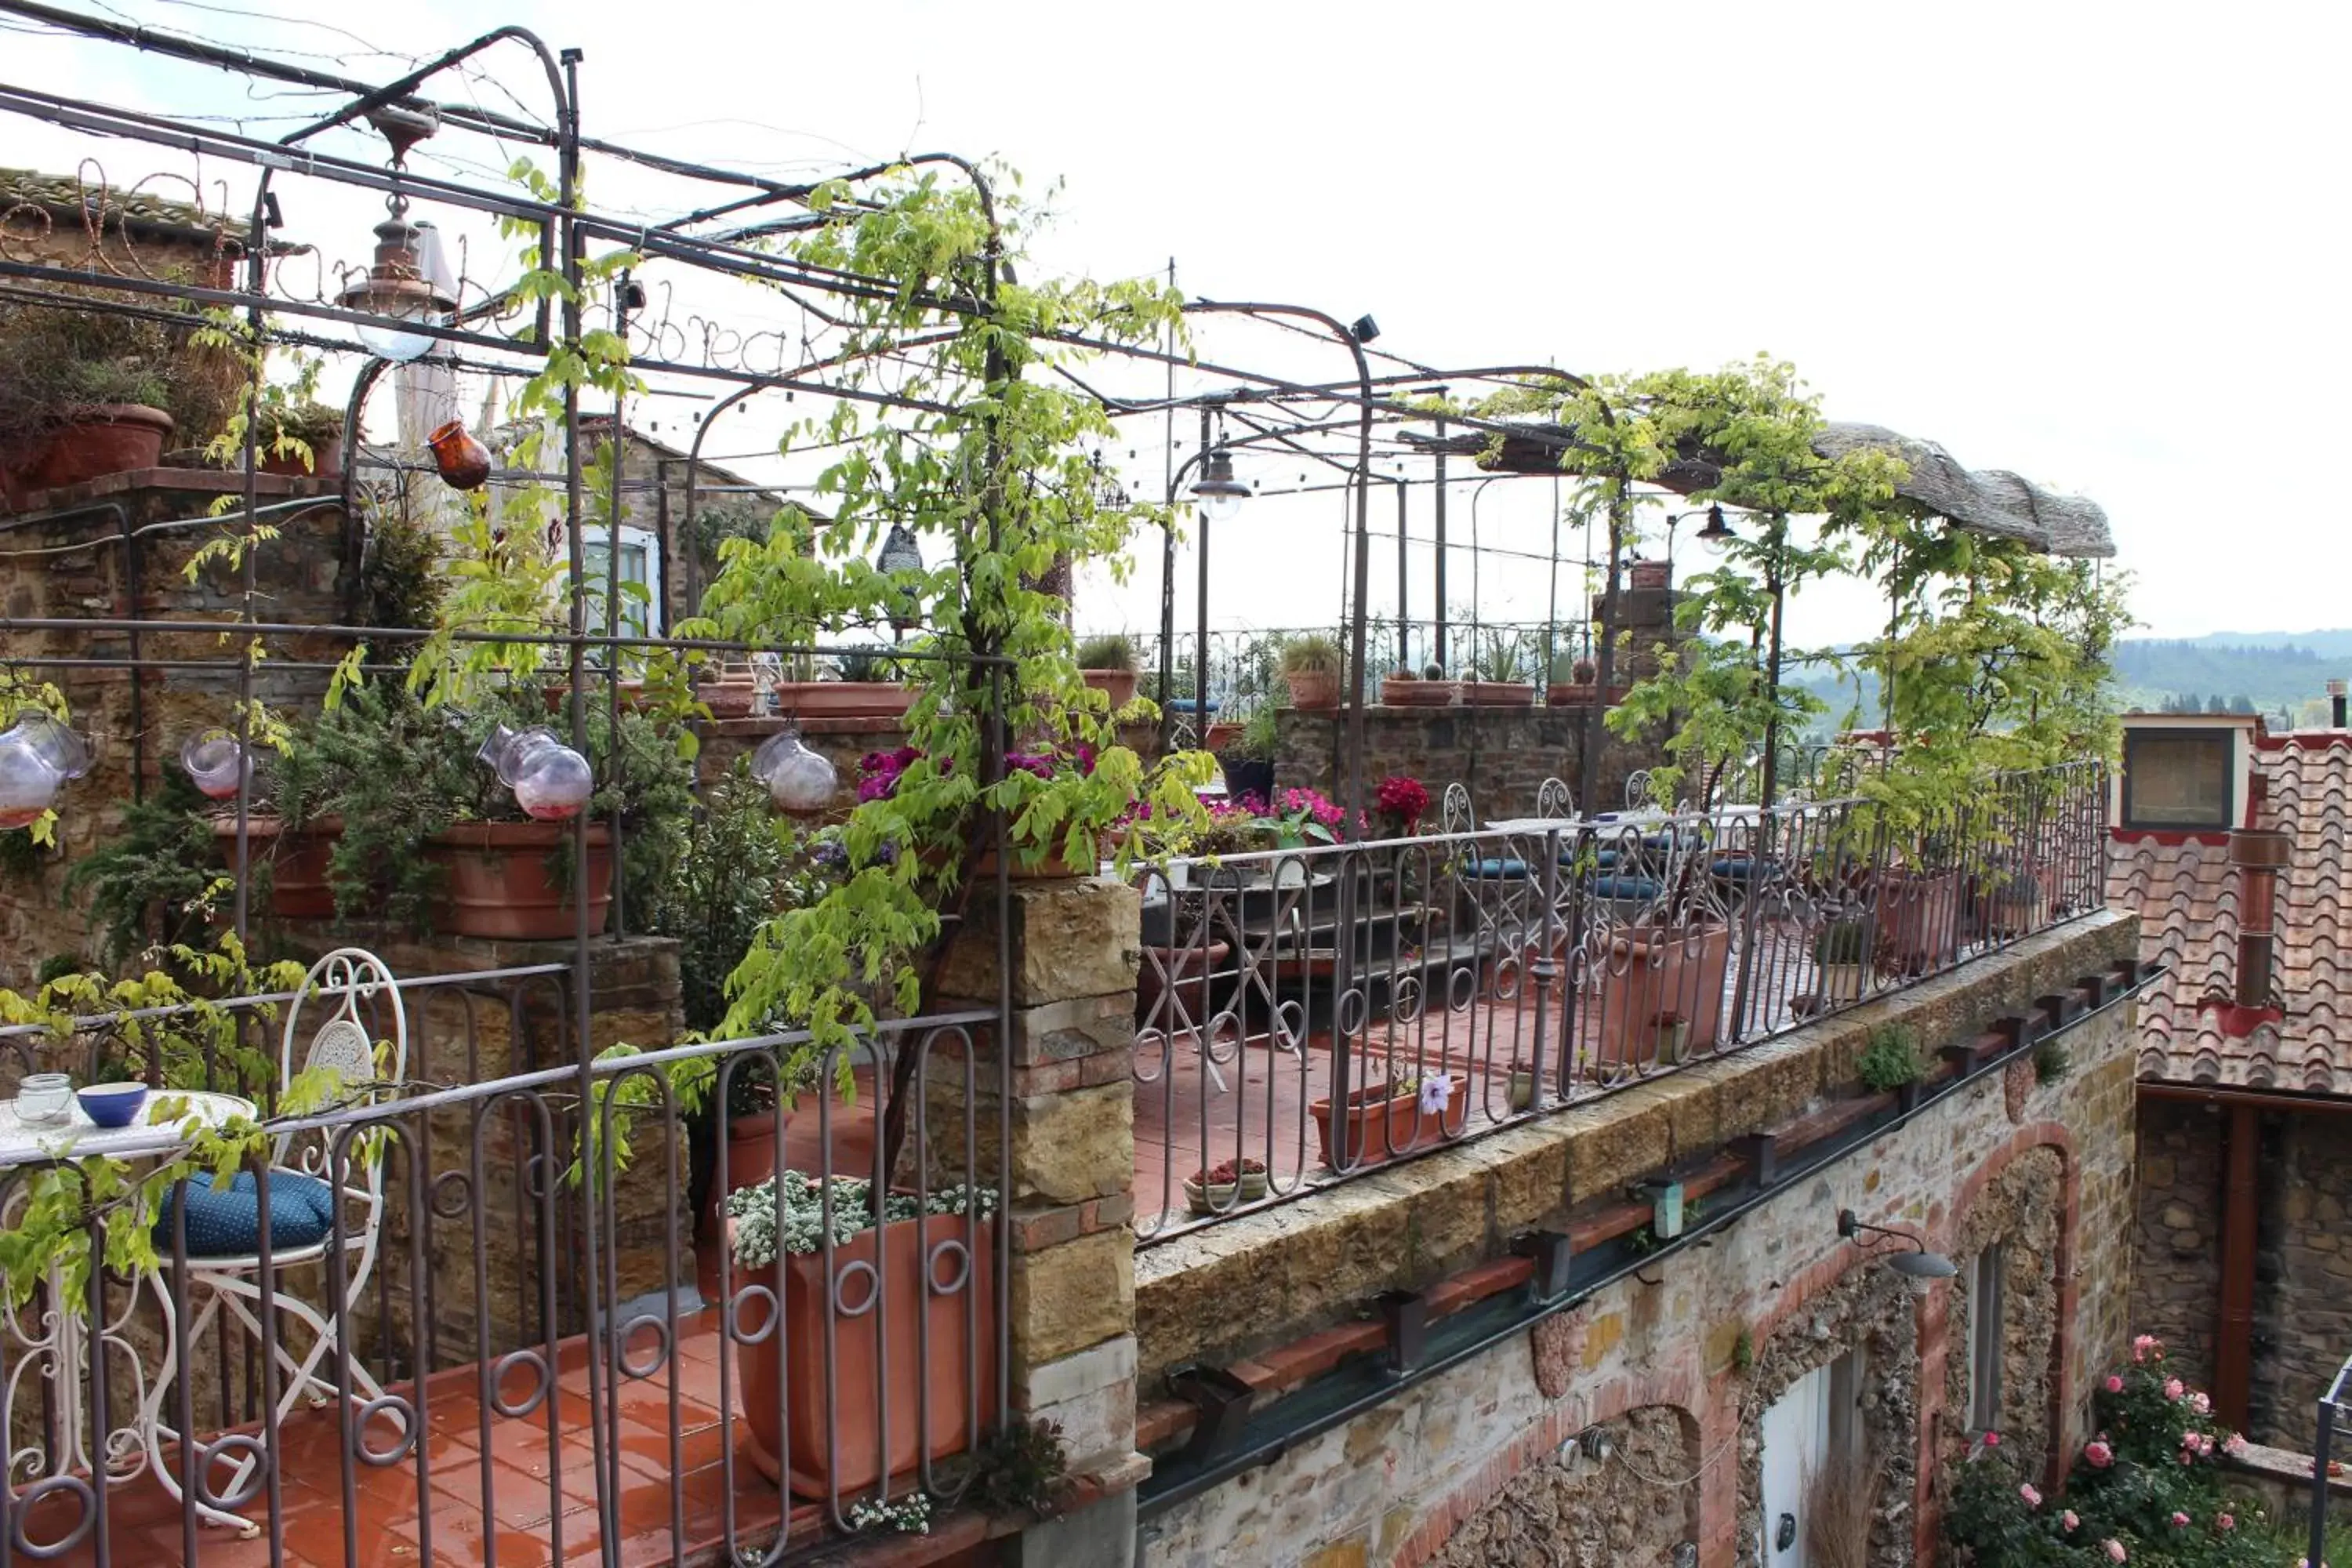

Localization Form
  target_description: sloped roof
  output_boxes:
[2112,732,2352,1095]
[0,168,262,252]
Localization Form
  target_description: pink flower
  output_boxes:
[2019,1483,2042,1507]
[2062,1511,2079,1532]
[2218,1514,2236,1531]
[1983,1431,2001,1446]
[2190,1391,2211,1414]
[2132,1333,2160,1362]
[2084,1440,2114,1468]
[2104,1540,2127,1563]
[2171,1512,2190,1528]
[2104,1374,2125,1393]
[2226,1432,2249,1455]
[2164,1377,2185,1401]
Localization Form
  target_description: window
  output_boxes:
[580,524,661,641]
[1965,1244,2005,1433]
[2121,730,2234,829]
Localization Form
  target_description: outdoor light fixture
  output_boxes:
[875,523,926,633]
[339,106,457,363]
[749,729,838,815]
[179,731,249,801]
[475,724,593,822]
[1837,1208,1956,1295]
[1577,1426,1617,1465]
[1349,314,1381,344]
[1694,503,1735,552]
[1191,449,1250,524]
[0,713,92,829]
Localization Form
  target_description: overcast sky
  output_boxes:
[11,0,2346,648]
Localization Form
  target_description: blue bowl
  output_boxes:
[76,1083,147,1129]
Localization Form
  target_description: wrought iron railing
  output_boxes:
[1131,761,2109,1243]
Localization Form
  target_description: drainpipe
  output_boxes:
[2199,829,2288,1038]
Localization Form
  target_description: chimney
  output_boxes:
[2330,677,2347,730]
[2228,828,2290,1012]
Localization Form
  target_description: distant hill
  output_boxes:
[2143,629,2352,657]
[2111,635,2352,718]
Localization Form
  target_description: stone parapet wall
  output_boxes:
[2130,1097,2227,1393]
[1275,703,1664,824]
[1137,911,2143,1568]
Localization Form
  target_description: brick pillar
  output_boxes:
[932,875,1145,1556]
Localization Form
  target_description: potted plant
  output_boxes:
[1280,634,1344,710]
[1813,916,1872,1005]
[205,355,347,480]
[725,1171,997,1497]
[1077,632,1141,710]
[1372,774,1431,840]
[1652,1010,1691,1065]
[1594,921,1731,1069]
[1381,666,1452,707]
[1459,634,1535,708]
[781,647,916,720]
[1308,1069,1462,1169]
[1545,653,1628,708]
[1183,1156,1269,1214]
[1857,1023,1926,1109]
[1874,855,1964,975]
[0,281,236,499]
[1218,706,1278,806]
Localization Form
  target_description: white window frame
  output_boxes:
[579,523,662,641]
[1965,1243,2005,1433]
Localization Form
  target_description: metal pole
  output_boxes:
[1194,405,1213,737]
[1760,517,1787,812]
[1395,477,1408,673]
[1159,258,1177,750]
[1580,474,1627,811]
[1433,416,1448,671]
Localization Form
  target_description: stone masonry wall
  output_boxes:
[2129,1098,2226,1395]
[1429,1405,1697,1568]
[1943,1145,2064,1486]
[1276,702,1661,826]
[1138,913,2142,1568]
[2251,1110,2352,1448]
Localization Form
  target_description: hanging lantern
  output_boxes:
[750,729,838,815]
[180,730,249,800]
[875,524,925,633]
[336,212,459,365]
[0,714,92,829]
[475,724,593,821]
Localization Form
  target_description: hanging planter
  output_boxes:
[426,419,492,490]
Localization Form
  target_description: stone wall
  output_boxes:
[1943,1145,2064,1484]
[1137,912,2143,1568]
[1276,702,1658,825]
[1429,1405,1698,1568]
[0,473,349,982]
[2130,1098,2226,1393]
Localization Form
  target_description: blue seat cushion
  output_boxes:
[1711,857,1759,880]
[153,1170,339,1258]
[1465,858,1531,880]
[1590,874,1665,902]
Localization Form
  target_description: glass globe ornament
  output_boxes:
[0,714,92,829]
[750,729,838,815]
[180,730,251,801]
[476,724,594,822]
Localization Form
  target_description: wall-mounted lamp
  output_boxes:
[1837,1208,1956,1294]
[1577,1425,1617,1465]
[1348,314,1381,344]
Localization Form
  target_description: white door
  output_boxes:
[1759,1363,1832,1568]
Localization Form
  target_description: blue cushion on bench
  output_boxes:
[153,1170,339,1259]
[1711,857,1759,880]
[1589,874,1665,902]
[1465,858,1531,880]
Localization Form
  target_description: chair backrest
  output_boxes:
[1624,769,1652,810]
[274,949,407,1221]
[1440,782,1476,835]
[1536,777,1573,818]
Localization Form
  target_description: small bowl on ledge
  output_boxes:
[75,1083,148,1130]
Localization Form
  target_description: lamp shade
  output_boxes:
[1192,451,1250,525]
[338,216,458,364]
[1695,504,1734,554]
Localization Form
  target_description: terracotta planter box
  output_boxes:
[699,679,757,718]
[734,1210,995,1498]
[9,405,173,492]
[1309,1077,1464,1170]
[1875,868,1962,974]
[1202,721,1243,752]
[1595,924,1730,1069]
[1458,681,1535,708]
[771,682,916,721]
[212,814,339,920]
[258,431,345,479]
[1082,668,1139,708]
[706,1116,780,1238]
[1284,670,1340,710]
[1628,561,1671,592]
[1544,683,1632,708]
[1381,677,1455,707]
[423,820,614,941]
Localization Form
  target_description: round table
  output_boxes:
[0,1088,258,1489]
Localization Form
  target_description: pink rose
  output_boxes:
[2063,1511,2080,1532]
[2164,1377,2185,1401]
[2218,1514,2236,1531]
[2171,1512,2190,1527]
[1983,1431,2001,1446]
[2105,1540,2128,1563]
[2104,1374,2124,1393]
[2020,1483,2042,1507]
[2085,1440,2114,1468]
[2132,1333,2156,1362]
[2190,1391,2211,1414]
[2226,1432,2249,1455]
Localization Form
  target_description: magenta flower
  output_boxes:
[2062,1511,2079,1532]
[2169,1512,2190,1528]
[2104,1374,2124,1393]
[2218,1513,2235,1531]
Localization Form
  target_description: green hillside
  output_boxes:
[2111,636,2352,718]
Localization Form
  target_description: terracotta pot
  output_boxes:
[1544,684,1632,708]
[1628,560,1671,592]
[1082,668,1139,708]
[12,405,173,492]
[1458,681,1535,708]
[1203,721,1243,751]
[1308,1077,1464,1170]
[259,431,345,479]
[426,419,492,490]
[1595,923,1730,1069]
[975,838,1087,880]
[699,679,757,718]
[707,1115,780,1236]
[423,821,614,941]
[771,681,916,721]
[1285,670,1340,710]
[1875,868,1962,974]
[212,814,339,920]
[1381,677,1454,707]
[733,1208,995,1497]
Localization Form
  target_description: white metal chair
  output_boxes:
[1535,776,1574,819]
[141,948,407,1531]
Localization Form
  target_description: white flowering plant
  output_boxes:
[725,1169,997,1272]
